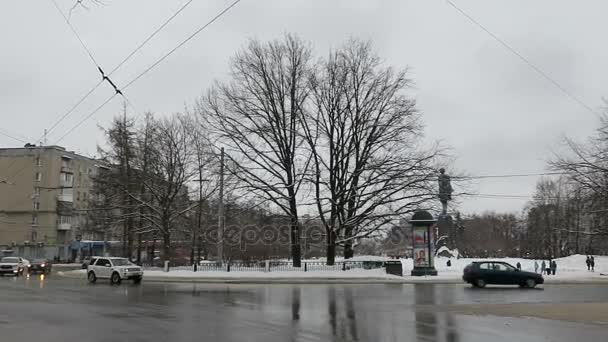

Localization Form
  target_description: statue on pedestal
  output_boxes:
[438,168,453,216]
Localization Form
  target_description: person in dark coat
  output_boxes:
[591,256,595,272]
[516,262,522,270]
[546,259,552,275]
[586,256,591,271]
[541,260,546,275]
[551,260,557,275]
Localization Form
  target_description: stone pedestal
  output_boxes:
[436,214,454,250]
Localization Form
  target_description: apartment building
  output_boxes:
[0,145,104,260]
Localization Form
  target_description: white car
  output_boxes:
[87,257,143,285]
[0,256,28,276]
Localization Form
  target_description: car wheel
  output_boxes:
[87,271,97,283]
[525,278,537,289]
[111,272,121,285]
[133,276,142,285]
[474,279,486,288]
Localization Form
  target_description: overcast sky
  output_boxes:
[1,0,605,215]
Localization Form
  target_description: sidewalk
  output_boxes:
[58,268,608,284]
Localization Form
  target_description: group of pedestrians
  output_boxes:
[533,260,557,275]
[586,255,596,271]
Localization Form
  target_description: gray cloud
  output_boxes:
[1,0,606,214]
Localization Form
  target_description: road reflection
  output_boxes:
[415,284,459,342]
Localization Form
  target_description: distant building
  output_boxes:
[0,145,105,260]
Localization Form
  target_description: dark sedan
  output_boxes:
[28,259,52,274]
[463,261,544,288]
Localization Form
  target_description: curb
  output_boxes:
[56,271,608,285]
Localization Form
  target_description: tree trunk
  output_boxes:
[150,237,156,263]
[290,220,301,267]
[163,232,171,263]
[136,233,142,264]
[190,231,196,265]
[343,225,354,259]
[327,231,337,266]
[289,197,301,267]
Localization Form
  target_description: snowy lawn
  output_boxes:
[60,254,608,283]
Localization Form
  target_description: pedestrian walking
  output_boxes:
[546,259,552,275]
[541,260,546,275]
[591,256,595,272]
[516,262,522,270]
[534,260,539,273]
[551,260,557,275]
[586,256,591,271]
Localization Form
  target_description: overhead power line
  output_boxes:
[54,0,242,142]
[453,172,566,180]
[55,93,118,144]
[0,129,28,144]
[50,0,101,68]
[445,0,599,116]
[123,0,242,91]
[42,0,199,142]
[108,0,195,77]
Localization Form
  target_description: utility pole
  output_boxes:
[218,147,224,264]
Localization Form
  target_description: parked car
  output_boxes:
[0,256,28,276]
[463,261,544,288]
[87,257,143,285]
[28,259,52,274]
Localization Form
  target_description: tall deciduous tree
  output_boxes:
[302,40,439,264]
[130,115,197,262]
[200,35,312,267]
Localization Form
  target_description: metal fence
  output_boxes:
[145,260,386,272]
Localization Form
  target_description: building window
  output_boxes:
[59,215,71,225]
[35,156,41,166]
[34,187,40,196]
[83,192,88,201]
[31,231,37,242]
[32,214,38,226]
[35,172,42,182]
[34,202,40,210]
[63,173,73,183]
[76,192,80,201]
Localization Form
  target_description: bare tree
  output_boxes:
[551,114,608,251]
[92,106,138,258]
[302,39,439,264]
[200,35,312,267]
[182,114,218,264]
[130,115,197,262]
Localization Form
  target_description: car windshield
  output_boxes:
[1,257,19,263]
[111,259,131,266]
[33,259,47,263]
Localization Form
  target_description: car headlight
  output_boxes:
[40,264,45,267]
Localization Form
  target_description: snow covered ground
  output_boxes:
[59,254,608,283]
[405,254,608,283]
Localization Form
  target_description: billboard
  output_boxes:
[413,247,430,267]
[412,226,432,268]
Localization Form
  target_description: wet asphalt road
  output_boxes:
[1,274,607,342]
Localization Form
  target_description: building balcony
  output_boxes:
[58,193,73,203]
[57,223,71,231]
[59,179,73,188]
[61,166,74,174]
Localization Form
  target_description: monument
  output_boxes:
[438,168,453,216]
[436,168,454,252]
